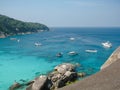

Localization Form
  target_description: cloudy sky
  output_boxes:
[0,0,120,27]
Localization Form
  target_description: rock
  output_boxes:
[65,71,77,80]
[78,72,86,77]
[47,63,78,88]
[26,75,51,90]
[26,85,32,90]
[64,71,72,77]
[9,82,21,90]
[25,80,34,86]
[55,78,65,88]
[19,79,27,82]
[54,72,77,88]
[26,63,78,90]
[32,75,47,90]
[51,75,59,82]
[54,63,75,74]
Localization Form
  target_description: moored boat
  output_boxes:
[68,51,78,56]
[102,41,112,48]
[70,37,75,41]
[56,52,63,57]
[85,49,97,53]
[34,42,42,46]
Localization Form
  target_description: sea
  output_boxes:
[0,27,120,90]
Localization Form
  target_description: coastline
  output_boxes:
[0,30,49,38]
[58,47,120,90]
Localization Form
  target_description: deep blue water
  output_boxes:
[0,27,120,90]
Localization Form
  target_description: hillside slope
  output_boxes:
[0,14,49,38]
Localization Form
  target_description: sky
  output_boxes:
[0,0,120,27]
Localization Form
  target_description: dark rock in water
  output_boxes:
[9,82,21,90]
[25,80,34,86]
[20,79,27,82]
[35,72,41,76]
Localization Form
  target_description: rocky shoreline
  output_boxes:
[0,29,48,39]
[9,63,85,90]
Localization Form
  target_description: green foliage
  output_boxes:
[0,14,49,36]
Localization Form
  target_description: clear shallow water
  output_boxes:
[0,27,120,90]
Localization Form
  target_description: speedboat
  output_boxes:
[56,52,63,57]
[102,41,112,48]
[68,51,78,56]
[85,49,97,53]
[70,37,75,41]
[34,42,42,46]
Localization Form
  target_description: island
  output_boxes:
[0,14,49,38]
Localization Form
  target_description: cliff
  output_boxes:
[101,47,120,70]
[0,14,49,38]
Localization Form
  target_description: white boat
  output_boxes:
[102,41,112,48]
[56,52,63,57]
[68,51,78,56]
[10,38,17,40]
[10,38,20,42]
[34,42,42,46]
[17,39,20,42]
[85,49,97,53]
[70,37,75,41]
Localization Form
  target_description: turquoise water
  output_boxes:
[0,27,120,90]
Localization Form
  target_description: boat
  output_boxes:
[70,37,75,41]
[10,38,17,40]
[85,49,97,53]
[34,42,42,46]
[101,41,112,48]
[10,38,20,42]
[68,51,78,56]
[17,39,20,42]
[56,52,63,57]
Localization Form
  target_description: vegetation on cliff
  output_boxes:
[0,14,49,38]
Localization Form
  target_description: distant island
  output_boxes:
[0,14,49,38]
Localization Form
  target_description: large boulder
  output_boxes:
[54,71,77,88]
[64,71,77,80]
[48,63,78,89]
[26,75,51,90]
[54,63,75,74]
